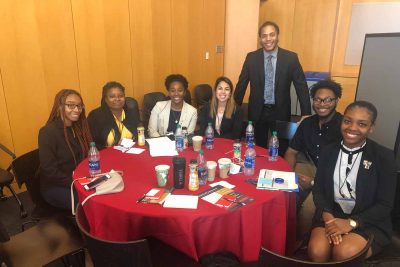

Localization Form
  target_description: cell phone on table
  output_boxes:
[84,174,111,190]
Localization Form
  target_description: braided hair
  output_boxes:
[46,89,92,165]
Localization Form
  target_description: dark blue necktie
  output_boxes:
[264,55,274,104]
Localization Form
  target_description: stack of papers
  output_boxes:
[257,169,299,192]
[146,137,178,157]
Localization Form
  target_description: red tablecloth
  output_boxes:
[74,138,296,262]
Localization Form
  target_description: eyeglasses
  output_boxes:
[65,103,85,110]
[312,97,337,104]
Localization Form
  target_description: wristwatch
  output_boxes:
[349,218,358,229]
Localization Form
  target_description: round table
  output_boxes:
[74,138,296,262]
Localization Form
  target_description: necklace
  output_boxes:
[170,109,181,124]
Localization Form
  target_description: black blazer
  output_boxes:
[197,102,243,140]
[313,140,397,246]
[234,47,311,122]
[88,105,139,150]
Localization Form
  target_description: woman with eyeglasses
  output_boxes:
[197,76,243,140]
[39,89,92,210]
[148,74,197,137]
[308,101,397,262]
[87,81,139,150]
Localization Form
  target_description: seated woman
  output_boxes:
[148,74,197,137]
[39,89,92,210]
[308,101,397,262]
[197,76,243,140]
[88,81,139,150]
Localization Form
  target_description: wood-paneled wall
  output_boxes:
[0,0,225,164]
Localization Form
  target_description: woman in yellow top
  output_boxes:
[88,81,139,150]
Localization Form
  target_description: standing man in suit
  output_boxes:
[234,21,311,148]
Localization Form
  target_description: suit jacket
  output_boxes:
[148,100,197,137]
[197,102,243,140]
[38,119,84,190]
[313,139,397,246]
[88,105,139,150]
[234,47,311,122]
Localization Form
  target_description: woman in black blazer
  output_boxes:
[88,81,139,150]
[198,76,243,140]
[308,101,397,262]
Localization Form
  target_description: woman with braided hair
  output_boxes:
[39,89,92,210]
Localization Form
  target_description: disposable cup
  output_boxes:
[206,161,217,182]
[155,164,170,187]
[218,158,232,179]
[192,136,203,152]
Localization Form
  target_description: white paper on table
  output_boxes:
[163,195,198,209]
[209,181,235,189]
[126,147,145,154]
[257,169,298,191]
[120,138,135,148]
[146,137,178,157]
[113,145,128,152]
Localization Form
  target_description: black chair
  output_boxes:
[194,84,212,109]
[11,149,69,228]
[142,92,166,130]
[75,203,153,267]
[275,120,299,141]
[0,217,84,267]
[0,143,27,218]
[258,235,373,267]
[275,120,299,156]
[125,96,141,124]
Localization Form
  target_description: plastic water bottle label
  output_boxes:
[89,160,100,171]
[244,156,255,168]
[269,146,278,157]
[198,167,208,185]
[206,136,214,146]
[246,133,254,144]
[176,137,184,151]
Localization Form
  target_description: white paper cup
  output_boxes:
[206,161,217,182]
[218,158,232,179]
[155,164,170,187]
[192,136,203,151]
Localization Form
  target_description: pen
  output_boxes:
[271,178,275,188]
[136,194,146,203]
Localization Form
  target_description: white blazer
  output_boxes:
[148,100,198,137]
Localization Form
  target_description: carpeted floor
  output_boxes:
[0,191,35,236]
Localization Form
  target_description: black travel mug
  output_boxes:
[173,157,186,189]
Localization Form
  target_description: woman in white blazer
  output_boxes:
[148,74,197,137]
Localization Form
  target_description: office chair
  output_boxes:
[142,92,166,130]
[75,203,153,267]
[11,149,71,230]
[0,143,27,218]
[125,96,141,124]
[275,120,299,141]
[194,84,212,110]
[258,234,373,267]
[0,216,83,267]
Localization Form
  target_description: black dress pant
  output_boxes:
[254,105,276,148]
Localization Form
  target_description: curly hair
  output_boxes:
[310,79,342,99]
[164,74,189,91]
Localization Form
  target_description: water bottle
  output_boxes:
[197,149,208,185]
[245,121,255,146]
[244,142,256,176]
[205,122,214,149]
[175,124,184,152]
[88,142,101,177]
[268,131,279,161]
